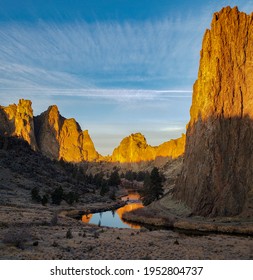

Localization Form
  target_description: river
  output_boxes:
[81,192,143,229]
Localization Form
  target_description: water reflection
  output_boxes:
[81,214,93,223]
[81,192,143,229]
[116,203,143,229]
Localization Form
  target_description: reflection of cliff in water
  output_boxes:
[81,192,143,229]
[81,214,93,223]
[116,203,144,229]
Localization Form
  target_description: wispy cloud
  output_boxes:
[0,11,209,95]
[0,4,222,155]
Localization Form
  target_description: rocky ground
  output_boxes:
[0,171,252,260]
[1,201,253,260]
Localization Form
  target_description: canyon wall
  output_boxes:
[174,7,253,216]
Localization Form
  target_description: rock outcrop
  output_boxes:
[111,133,156,163]
[34,105,63,159]
[35,105,100,162]
[174,7,253,217]
[0,100,185,164]
[155,134,185,159]
[0,100,100,162]
[110,133,185,163]
[0,99,37,150]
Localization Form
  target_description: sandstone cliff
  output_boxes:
[34,105,100,162]
[110,133,185,163]
[174,7,253,217]
[0,99,37,150]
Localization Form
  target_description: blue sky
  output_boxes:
[0,0,252,155]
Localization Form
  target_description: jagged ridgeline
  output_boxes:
[0,100,100,162]
[174,7,253,217]
[0,99,185,163]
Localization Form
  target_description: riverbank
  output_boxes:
[122,193,253,235]
[60,200,126,220]
[1,198,253,259]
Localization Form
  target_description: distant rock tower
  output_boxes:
[174,7,253,216]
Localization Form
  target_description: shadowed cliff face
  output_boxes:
[174,7,253,217]
[34,105,63,159]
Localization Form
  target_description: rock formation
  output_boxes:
[155,134,185,159]
[34,105,62,159]
[0,99,37,150]
[110,132,185,163]
[0,100,100,162]
[0,100,185,164]
[111,133,156,163]
[35,105,100,162]
[174,7,253,217]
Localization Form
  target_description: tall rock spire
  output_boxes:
[174,7,253,216]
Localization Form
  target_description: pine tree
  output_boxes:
[141,167,164,206]
[108,170,121,186]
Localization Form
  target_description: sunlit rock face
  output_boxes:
[111,133,156,163]
[110,133,185,163]
[0,100,184,164]
[35,105,100,162]
[156,134,186,159]
[0,99,37,150]
[174,7,253,217]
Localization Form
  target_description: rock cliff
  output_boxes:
[0,99,37,150]
[111,133,156,163]
[174,7,253,216]
[34,105,63,159]
[0,100,185,164]
[35,105,100,162]
[110,133,185,163]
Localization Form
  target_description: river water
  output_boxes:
[81,193,143,229]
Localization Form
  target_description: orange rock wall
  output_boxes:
[174,7,253,217]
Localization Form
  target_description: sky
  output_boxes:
[0,0,252,155]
